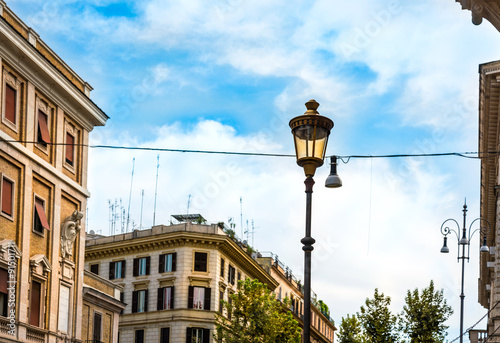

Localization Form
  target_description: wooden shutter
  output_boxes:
[172,253,177,272]
[29,281,41,326]
[35,198,50,231]
[1,178,13,216]
[37,110,51,144]
[93,312,102,341]
[135,330,144,343]
[203,329,210,343]
[159,254,165,273]
[109,262,115,280]
[122,260,126,278]
[204,288,211,311]
[188,286,194,309]
[170,286,175,309]
[65,133,74,165]
[145,256,150,275]
[0,268,8,293]
[144,290,148,312]
[5,84,16,124]
[131,291,138,313]
[157,287,164,311]
[133,258,138,277]
[160,327,170,343]
[220,258,224,277]
[186,328,192,343]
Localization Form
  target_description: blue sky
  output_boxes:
[8,0,500,340]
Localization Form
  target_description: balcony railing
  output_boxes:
[26,326,45,343]
[469,329,488,343]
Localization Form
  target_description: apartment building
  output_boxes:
[84,220,279,343]
[0,1,108,342]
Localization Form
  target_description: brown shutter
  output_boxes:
[204,287,211,311]
[145,256,150,275]
[186,328,192,343]
[1,178,13,216]
[157,287,164,311]
[144,290,148,312]
[203,329,210,343]
[0,268,8,293]
[37,111,51,144]
[65,133,74,165]
[5,84,16,124]
[109,262,115,280]
[170,286,175,309]
[133,258,138,276]
[93,312,102,341]
[172,253,177,272]
[220,258,224,277]
[159,254,165,273]
[29,281,41,326]
[160,327,170,343]
[131,291,138,313]
[188,286,194,309]
[122,260,126,278]
[34,199,50,231]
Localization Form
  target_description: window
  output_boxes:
[90,264,99,275]
[29,280,42,327]
[237,271,241,281]
[65,132,75,166]
[2,71,20,130]
[132,289,148,313]
[120,292,124,314]
[0,268,8,317]
[135,329,144,343]
[37,110,50,146]
[228,265,235,285]
[160,327,170,343]
[33,197,50,233]
[4,84,15,125]
[133,257,150,276]
[157,286,174,310]
[109,260,125,280]
[188,286,211,311]
[1,176,14,218]
[228,295,232,320]
[220,258,224,277]
[159,253,176,273]
[194,252,207,272]
[93,312,102,342]
[186,328,210,343]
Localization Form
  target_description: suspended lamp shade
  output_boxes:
[289,100,334,177]
[440,236,450,253]
[480,236,489,253]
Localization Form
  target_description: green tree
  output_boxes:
[358,288,398,342]
[399,280,453,343]
[214,278,301,343]
[337,314,367,343]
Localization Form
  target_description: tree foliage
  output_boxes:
[337,314,367,343]
[399,280,453,343]
[214,278,301,343]
[358,288,398,342]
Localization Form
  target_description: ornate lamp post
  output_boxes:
[440,202,490,343]
[289,99,334,342]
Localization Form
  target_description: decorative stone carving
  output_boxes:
[455,0,500,32]
[61,211,84,258]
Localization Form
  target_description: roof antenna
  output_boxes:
[153,154,160,226]
[140,189,144,229]
[126,158,135,233]
[240,197,243,239]
[187,194,192,215]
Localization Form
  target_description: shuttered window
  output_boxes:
[160,327,170,343]
[159,253,176,273]
[34,197,50,233]
[29,281,41,327]
[65,132,75,166]
[37,110,50,145]
[157,286,174,310]
[188,286,211,311]
[135,329,144,343]
[93,312,102,342]
[1,177,13,217]
[186,328,209,343]
[4,84,16,124]
[194,252,207,272]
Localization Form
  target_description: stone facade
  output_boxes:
[0,2,107,342]
[455,0,500,32]
[478,60,500,341]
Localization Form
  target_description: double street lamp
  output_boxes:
[289,100,340,342]
[440,202,490,343]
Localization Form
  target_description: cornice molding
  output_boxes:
[456,0,500,32]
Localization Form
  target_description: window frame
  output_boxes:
[29,279,44,327]
[160,327,170,343]
[133,256,150,277]
[158,253,176,273]
[93,311,103,343]
[228,265,236,285]
[132,289,148,313]
[1,70,21,132]
[188,286,211,311]
[157,286,174,311]
[109,260,126,280]
[0,268,8,317]
[35,98,52,153]
[90,264,99,275]
[135,329,145,343]
[0,174,14,220]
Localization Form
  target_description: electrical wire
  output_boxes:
[448,300,500,343]
[1,139,500,160]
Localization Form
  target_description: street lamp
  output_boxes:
[290,99,335,342]
[440,202,490,343]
